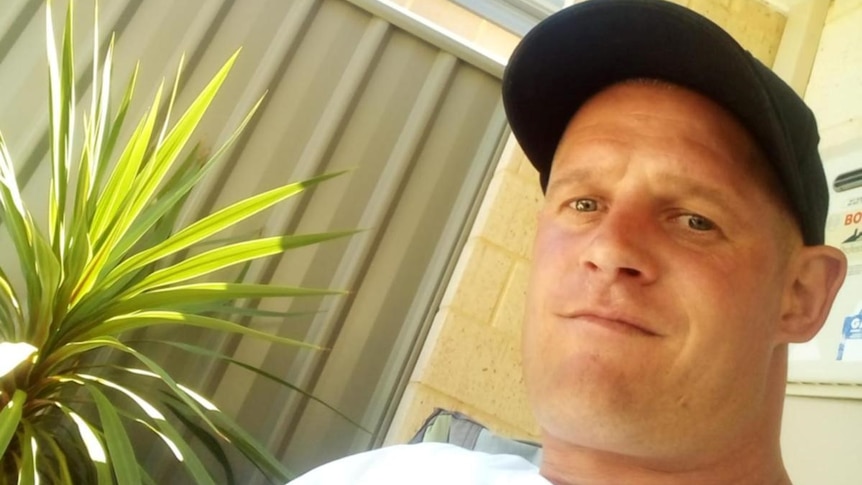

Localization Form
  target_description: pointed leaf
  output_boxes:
[18,423,39,485]
[132,418,217,485]
[0,132,45,325]
[145,340,365,430]
[56,405,113,484]
[107,94,265,268]
[114,51,240,253]
[91,62,138,216]
[80,311,323,350]
[108,171,344,282]
[103,282,343,318]
[89,84,163,244]
[40,431,74,485]
[83,383,142,485]
[46,0,76,253]
[59,338,225,440]
[207,410,293,482]
[75,90,164,305]
[127,231,356,295]
[161,400,234,485]
[0,389,27,456]
[0,266,23,339]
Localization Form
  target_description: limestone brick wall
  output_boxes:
[385,0,789,445]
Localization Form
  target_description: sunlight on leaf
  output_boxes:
[0,342,37,378]
[78,374,165,420]
[67,410,107,463]
[177,385,219,412]
[135,419,184,461]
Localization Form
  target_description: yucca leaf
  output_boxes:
[206,409,293,483]
[79,311,323,350]
[18,422,39,485]
[103,143,204,270]
[67,375,202,479]
[61,338,226,441]
[156,53,184,148]
[197,306,322,320]
[132,418,217,485]
[111,51,239,258]
[31,229,61,345]
[126,231,356,296]
[74,87,165,307]
[69,28,114,272]
[57,404,113,484]
[38,431,74,485]
[0,132,44,328]
[101,282,343,319]
[83,383,142,485]
[140,470,157,485]
[87,5,109,181]
[55,222,93,324]
[0,266,23,340]
[0,389,27,456]
[89,84,163,245]
[162,400,235,485]
[144,339,364,430]
[46,0,75,255]
[106,171,344,285]
[91,61,138,219]
[105,95,266,270]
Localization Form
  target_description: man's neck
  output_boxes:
[538,435,791,485]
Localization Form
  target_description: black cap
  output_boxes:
[502,0,827,245]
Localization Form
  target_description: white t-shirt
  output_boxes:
[290,442,552,485]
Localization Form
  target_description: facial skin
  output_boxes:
[522,82,847,484]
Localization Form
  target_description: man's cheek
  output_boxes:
[533,220,579,269]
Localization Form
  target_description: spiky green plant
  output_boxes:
[0,2,351,483]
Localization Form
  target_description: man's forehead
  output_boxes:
[556,80,761,162]
[548,79,798,229]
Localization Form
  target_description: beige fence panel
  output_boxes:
[0,0,506,480]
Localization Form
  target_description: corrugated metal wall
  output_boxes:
[0,0,507,480]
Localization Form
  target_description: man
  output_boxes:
[291,0,847,483]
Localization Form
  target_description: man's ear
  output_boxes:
[779,245,847,343]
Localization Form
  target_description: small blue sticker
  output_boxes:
[837,310,862,361]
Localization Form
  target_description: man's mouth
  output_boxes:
[558,310,660,337]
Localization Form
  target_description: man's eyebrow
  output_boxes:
[545,167,599,194]
[653,172,746,215]
[547,168,740,210]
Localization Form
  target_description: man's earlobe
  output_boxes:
[779,246,848,343]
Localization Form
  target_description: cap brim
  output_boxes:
[503,0,787,189]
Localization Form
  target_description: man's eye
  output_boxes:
[686,214,715,231]
[571,199,598,212]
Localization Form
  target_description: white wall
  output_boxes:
[780,2,862,484]
[782,396,862,485]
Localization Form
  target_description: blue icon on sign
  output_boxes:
[837,311,862,360]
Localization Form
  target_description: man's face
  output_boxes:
[522,82,800,461]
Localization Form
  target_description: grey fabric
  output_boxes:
[409,409,542,465]
[475,429,543,465]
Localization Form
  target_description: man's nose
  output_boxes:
[578,207,658,284]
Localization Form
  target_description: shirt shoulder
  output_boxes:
[290,442,551,485]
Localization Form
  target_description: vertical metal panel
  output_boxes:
[0,0,507,480]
